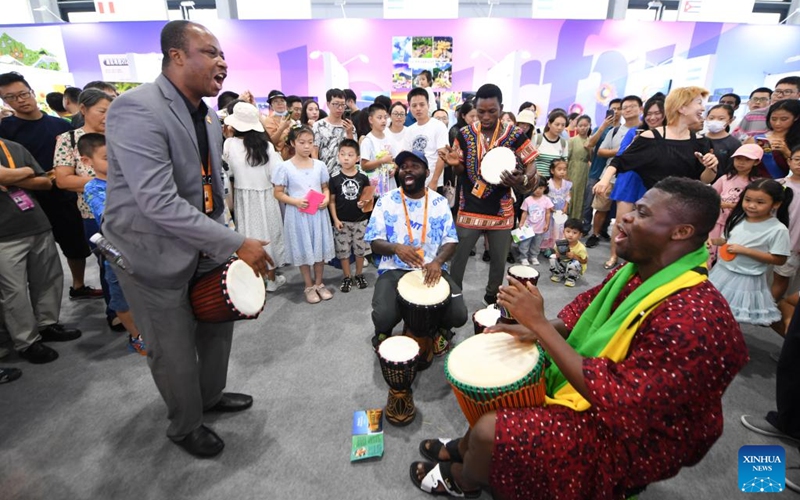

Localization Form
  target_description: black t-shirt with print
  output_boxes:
[330,171,370,222]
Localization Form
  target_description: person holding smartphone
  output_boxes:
[312,88,356,177]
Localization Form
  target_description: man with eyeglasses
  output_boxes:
[312,88,355,177]
[771,76,800,105]
[0,72,101,302]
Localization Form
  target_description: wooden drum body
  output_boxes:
[397,270,450,370]
[190,258,266,323]
[498,265,540,322]
[377,336,420,426]
[445,332,546,427]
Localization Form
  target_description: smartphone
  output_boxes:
[343,109,352,121]
[605,109,615,119]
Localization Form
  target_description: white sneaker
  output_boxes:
[520,258,530,266]
[266,275,286,292]
[531,258,540,265]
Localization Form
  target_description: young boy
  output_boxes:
[549,217,588,287]
[78,133,146,355]
[359,103,397,197]
[329,139,371,292]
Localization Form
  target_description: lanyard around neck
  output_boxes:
[0,140,16,169]
[400,188,428,247]
[477,121,502,159]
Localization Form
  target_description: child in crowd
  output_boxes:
[359,104,397,197]
[549,217,588,287]
[541,158,572,253]
[273,125,336,304]
[329,139,371,292]
[222,102,287,292]
[517,177,553,266]
[708,143,762,265]
[709,179,792,326]
[772,145,800,301]
[78,133,146,355]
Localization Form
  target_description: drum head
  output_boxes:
[480,147,516,185]
[508,265,539,280]
[473,306,501,327]
[447,332,539,388]
[226,260,267,316]
[378,335,420,363]
[398,270,451,306]
[552,210,568,226]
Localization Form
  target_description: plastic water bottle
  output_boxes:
[89,233,132,274]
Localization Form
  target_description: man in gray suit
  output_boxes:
[103,20,271,458]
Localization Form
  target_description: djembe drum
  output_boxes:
[397,270,451,370]
[377,336,421,426]
[472,305,501,334]
[445,332,546,427]
[497,265,540,323]
[190,258,267,323]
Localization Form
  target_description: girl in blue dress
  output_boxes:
[273,125,336,304]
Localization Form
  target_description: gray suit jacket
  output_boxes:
[104,74,244,289]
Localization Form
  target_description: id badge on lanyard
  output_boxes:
[201,152,214,214]
[0,139,36,211]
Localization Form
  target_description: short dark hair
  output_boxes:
[720,92,741,107]
[518,101,536,114]
[750,87,773,98]
[367,103,387,116]
[374,95,392,112]
[391,101,408,114]
[217,91,239,111]
[776,76,800,91]
[326,88,345,103]
[407,87,429,104]
[338,138,360,155]
[78,88,114,109]
[46,92,66,113]
[475,83,503,105]
[77,132,106,158]
[343,89,357,102]
[288,124,314,143]
[0,71,30,89]
[418,70,433,85]
[547,109,568,124]
[433,108,449,119]
[621,95,643,108]
[63,86,81,104]
[564,218,584,234]
[286,95,302,107]
[567,112,579,121]
[608,98,622,107]
[160,20,192,68]
[652,177,719,242]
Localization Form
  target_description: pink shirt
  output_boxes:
[521,195,554,233]
[711,175,751,233]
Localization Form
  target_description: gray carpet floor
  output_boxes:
[1,236,798,500]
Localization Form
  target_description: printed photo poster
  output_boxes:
[392,36,453,91]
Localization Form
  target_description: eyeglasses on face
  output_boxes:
[2,90,33,102]
[329,101,345,108]
[750,97,770,103]
[773,89,798,97]
[391,112,406,118]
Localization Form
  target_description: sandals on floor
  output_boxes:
[603,258,618,270]
[410,461,481,498]
[419,438,464,463]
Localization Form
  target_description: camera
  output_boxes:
[556,239,570,255]
[343,109,352,121]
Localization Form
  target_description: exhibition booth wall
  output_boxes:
[2,18,800,124]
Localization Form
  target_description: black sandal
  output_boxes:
[419,438,463,463]
[410,461,481,498]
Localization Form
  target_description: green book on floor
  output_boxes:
[351,409,384,461]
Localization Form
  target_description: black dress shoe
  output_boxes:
[205,393,253,413]
[19,341,59,364]
[39,324,82,342]
[173,425,224,458]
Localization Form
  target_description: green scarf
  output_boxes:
[546,246,709,398]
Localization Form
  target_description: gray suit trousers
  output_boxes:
[116,257,233,440]
[0,231,63,350]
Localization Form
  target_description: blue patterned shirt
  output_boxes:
[365,188,458,273]
[83,178,107,222]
